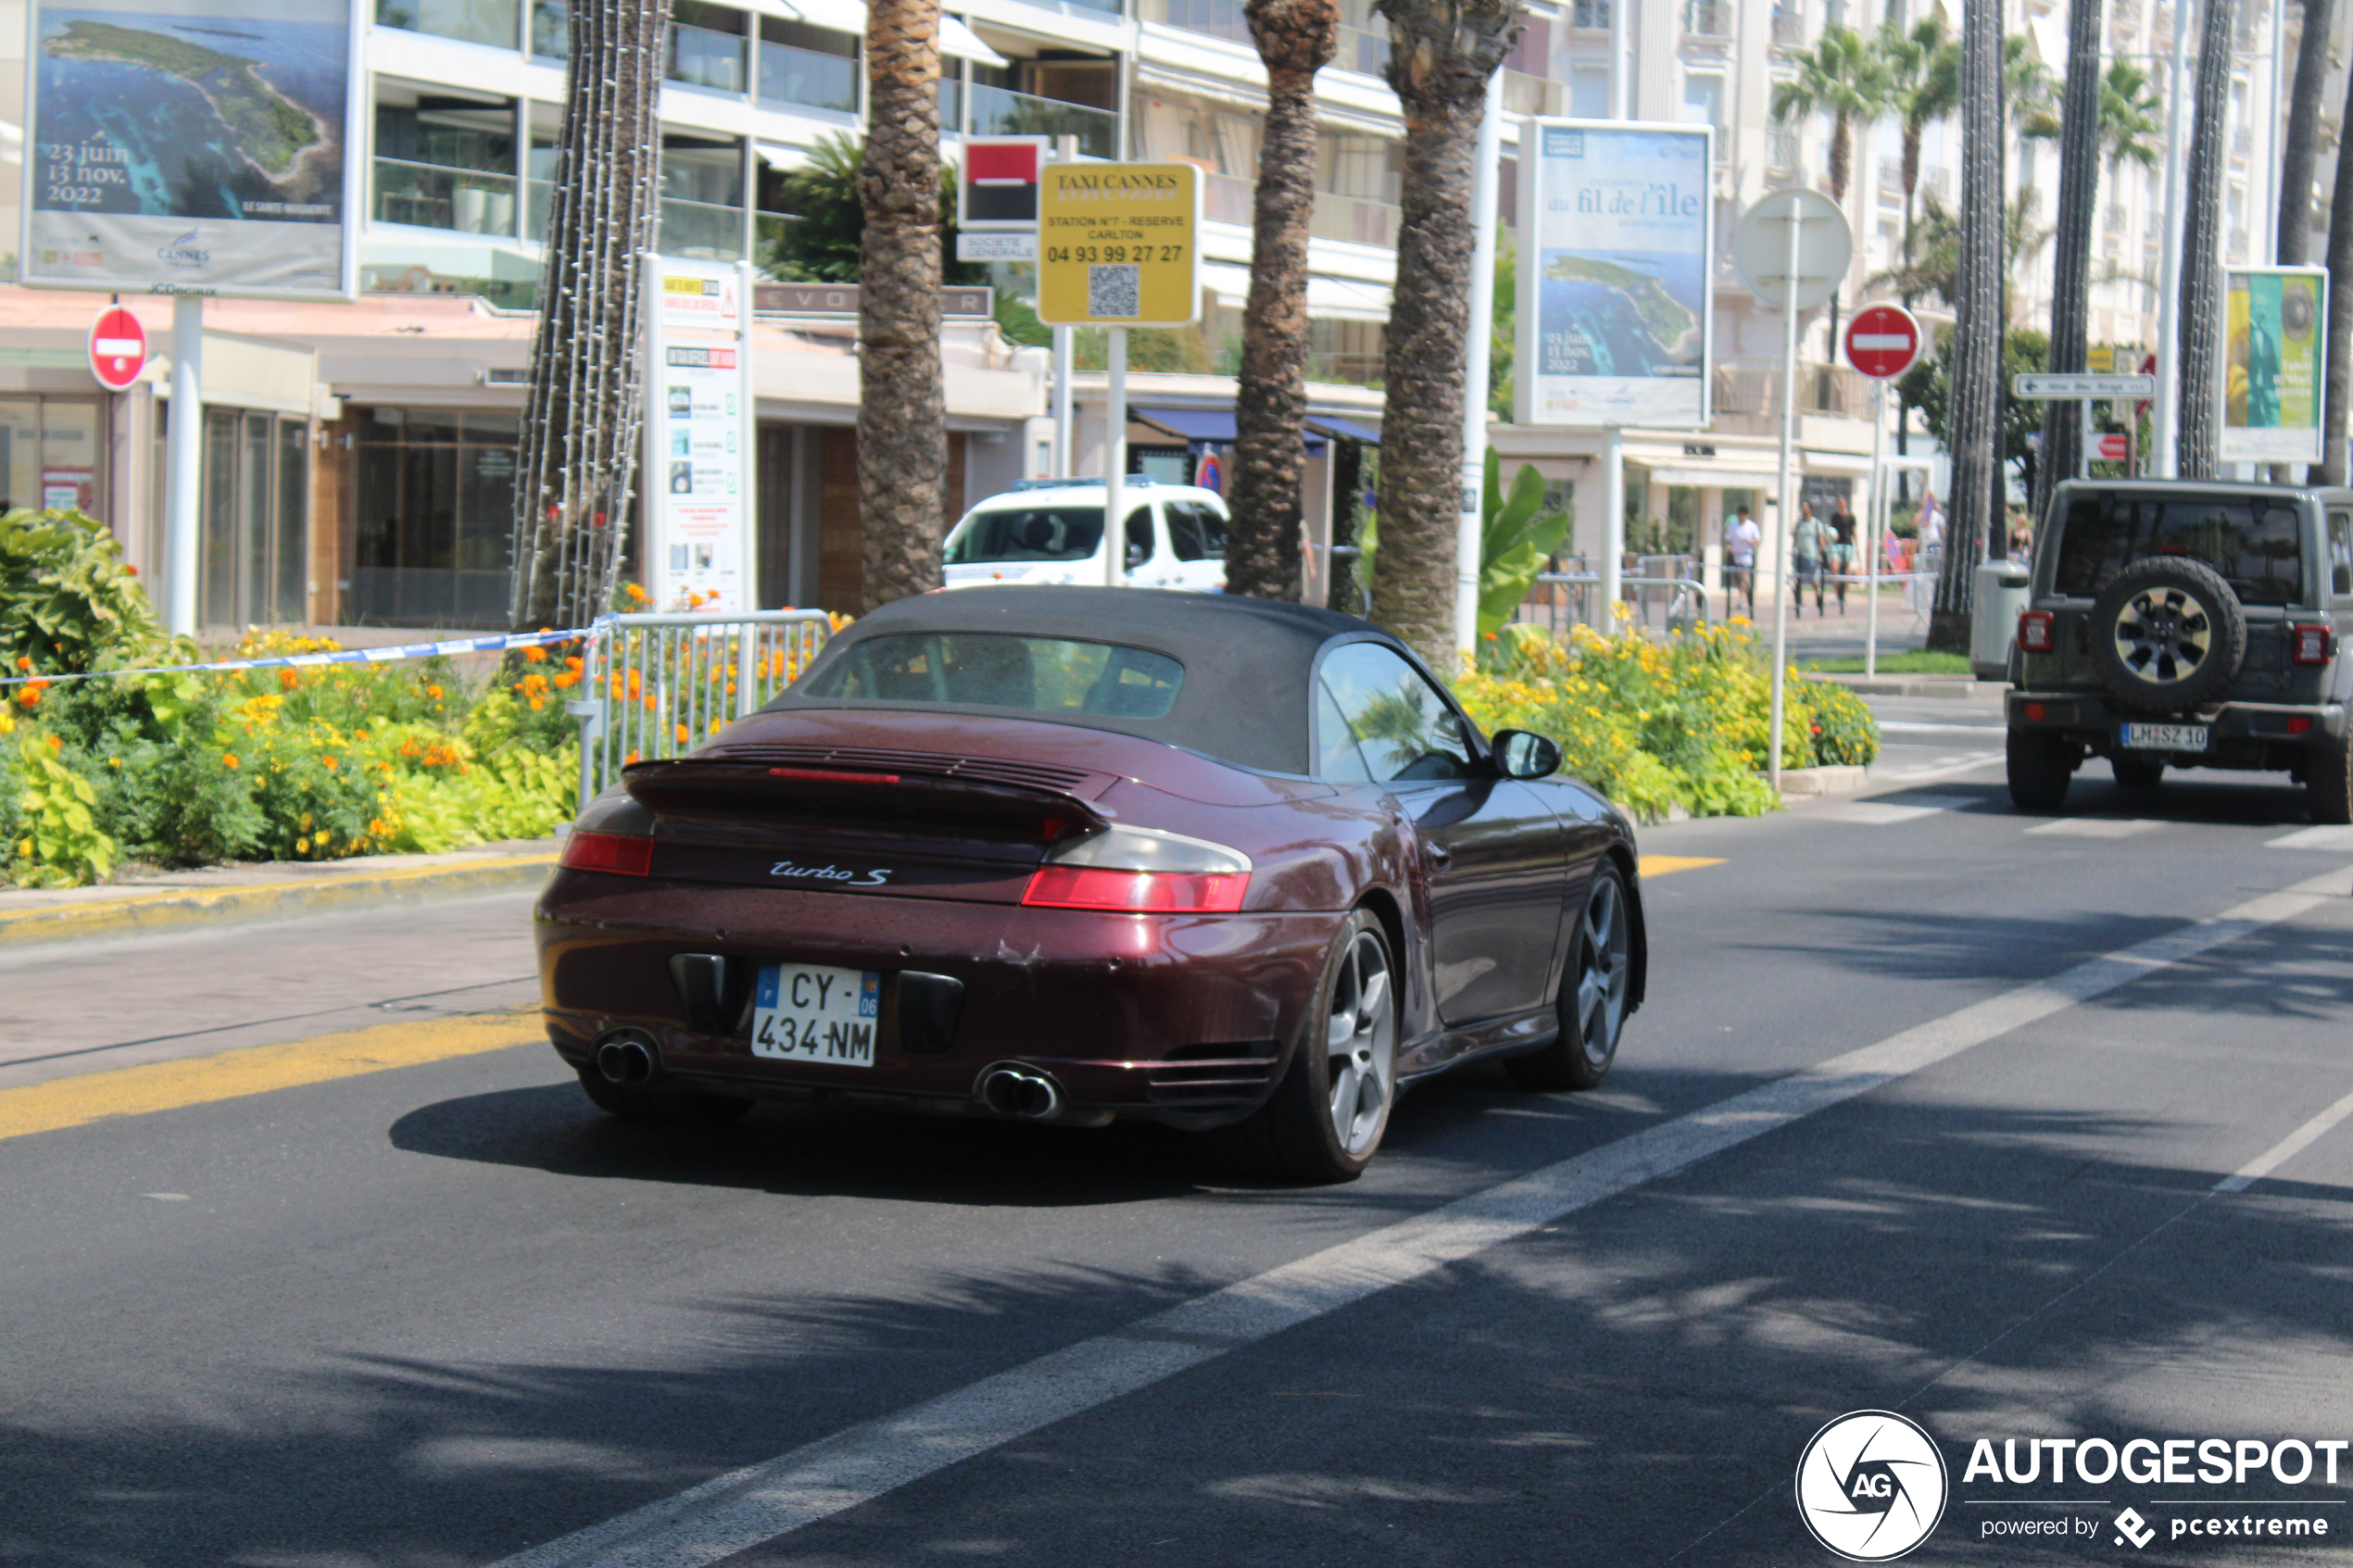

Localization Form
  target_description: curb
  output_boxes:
[1811,674,2008,697]
[0,852,557,948]
[1776,764,1874,797]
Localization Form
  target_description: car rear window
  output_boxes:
[946,507,1104,564]
[2054,495,2306,605]
[804,633,1185,719]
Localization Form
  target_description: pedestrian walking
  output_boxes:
[1792,502,1830,617]
[1828,497,1857,613]
[1727,504,1760,616]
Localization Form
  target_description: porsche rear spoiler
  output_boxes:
[621,757,1111,841]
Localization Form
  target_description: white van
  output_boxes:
[940,480,1234,594]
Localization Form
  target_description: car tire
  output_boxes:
[2111,756,2164,791]
[2007,726,2074,812]
[1506,863,1632,1092]
[576,1068,755,1125]
[1206,909,1396,1184]
[2307,725,2353,825]
[2090,556,2246,714]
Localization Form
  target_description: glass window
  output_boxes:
[2054,494,2306,606]
[2328,510,2352,596]
[806,633,1186,718]
[759,18,859,113]
[1126,506,1153,568]
[1317,642,1475,784]
[350,408,517,628]
[374,88,519,237]
[377,0,521,49]
[661,132,746,260]
[1166,499,1228,561]
[671,0,749,94]
[531,0,570,57]
[947,505,1105,563]
[1315,681,1376,782]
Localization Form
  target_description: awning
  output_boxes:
[1305,276,1391,322]
[1306,414,1381,445]
[940,16,1010,65]
[1134,407,1327,453]
[760,0,866,34]
[1802,447,1877,477]
[1199,261,1254,299]
[755,143,811,172]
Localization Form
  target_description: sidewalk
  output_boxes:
[0,838,559,947]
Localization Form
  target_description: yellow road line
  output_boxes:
[1640,855,1726,878]
[0,1008,544,1144]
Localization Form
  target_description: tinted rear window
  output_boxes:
[946,507,1103,564]
[804,633,1185,719]
[2054,495,2306,605]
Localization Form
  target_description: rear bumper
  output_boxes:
[2007,690,2347,767]
[535,871,1340,1126]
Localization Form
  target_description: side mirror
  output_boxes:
[1493,729,1562,781]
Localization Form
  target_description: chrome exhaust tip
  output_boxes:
[977,1065,1063,1120]
[595,1032,661,1085]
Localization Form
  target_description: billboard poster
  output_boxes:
[1516,119,1714,430]
[20,0,358,298]
[646,262,755,613]
[2221,266,2326,464]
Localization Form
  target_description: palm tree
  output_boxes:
[2322,37,2353,484]
[1876,16,1959,266]
[2095,60,2164,175]
[857,0,950,609]
[2174,0,2237,481]
[2029,0,2105,529]
[509,0,673,633]
[1226,0,1339,603]
[1928,0,2005,655]
[1770,26,1889,206]
[2280,0,2335,267]
[1366,0,1516,665]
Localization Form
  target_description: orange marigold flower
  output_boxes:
[321,756,339,770]
[222,753,240,769]
[624,749,641,764]
[529,696,546,710]
[19,685,42,709]
[425,684,445,700]
[45,734,62,752]
[522,646,547,663]
[551,671,578,688]
[565,656,584,672]
[674,723,690,745]
[279,668,299,689]
[12,656,28,672]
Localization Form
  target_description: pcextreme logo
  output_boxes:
[1796,1411,1951,1562]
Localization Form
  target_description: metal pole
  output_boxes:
[2153,0,2195,478]
[166,294,204,637]
[1051,133,1078,479]
[1602,428,1624,625]
[1768,204,1804,797]
[736,256,759,608]
[2080,394,2094,480]
[1103,325,1126,586]
[1455,72,1504,663]
[1866,376,1885,678]
[1608,0,1628,119]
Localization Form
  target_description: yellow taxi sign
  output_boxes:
[1037,163,1202,327]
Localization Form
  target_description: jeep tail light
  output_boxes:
[1022,824,1251,913]
[2023,703,2048,722]
[2289,716,2315,736]
[560,830,654,876]
[2018,610,2056,653]
[2291,623,2335,666]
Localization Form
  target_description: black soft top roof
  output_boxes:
[768,586,1389,773]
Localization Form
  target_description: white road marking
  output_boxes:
[2215,1085,2353,1193]
[1877,721,2007,735]
[141,1193,189,1201]
[2026,819,2164,838]
[486,865,2353,1568]
[1819,794,1982,825]
[2266,825,2353,851]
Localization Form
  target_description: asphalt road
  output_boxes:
[6,708,2353,1568]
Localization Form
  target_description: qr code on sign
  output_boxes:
[1088,264,1141,320]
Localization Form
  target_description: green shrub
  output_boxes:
[1,507,169,675]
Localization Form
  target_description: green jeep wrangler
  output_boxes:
[2006,480,2352,820]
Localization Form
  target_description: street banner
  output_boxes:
[20,0,359,298]
[645,260,756,613]
[2221,266,2326,464]
[1516,119,1714,429]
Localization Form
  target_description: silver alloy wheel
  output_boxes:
[1324,929,1394,1157]
[2113,587,2214,687]
[1575,874,1631,1066]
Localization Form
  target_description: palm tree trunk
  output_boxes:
[509,0,671,632]
[1928,0,2004,654]
[2174,0,2235,481]
[1227,0,1338,603]
[2282,0,2334,481]
[1367,0,1516,667]
[857,0,950,610]
[2321,55,2353,485]
[2031,0,2103,525]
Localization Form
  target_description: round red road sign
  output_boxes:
[87,306,147,392]
[1843,303,1922,380]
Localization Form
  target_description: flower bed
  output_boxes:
[1453,621,1880,822]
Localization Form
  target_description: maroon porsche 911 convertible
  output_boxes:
[537,587,1646,1181]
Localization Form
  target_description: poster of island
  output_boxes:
[1515,121,1713,430]
[19,0,356,297]
[2221,265,2326,465]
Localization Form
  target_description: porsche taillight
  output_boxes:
[1020,824,1252,914]
[560,830,653,876]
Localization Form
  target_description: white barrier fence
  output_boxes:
[570,610,835,814]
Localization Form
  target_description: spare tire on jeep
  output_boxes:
[2090,556,2246,714]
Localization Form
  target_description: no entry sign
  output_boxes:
[1843,303,1921,379]
[87,305,147,392]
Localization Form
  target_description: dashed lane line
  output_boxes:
[484,866,2353,1568]
[2216,1085,2353,1193]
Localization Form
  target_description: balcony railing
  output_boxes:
[1311,188,1401,247]
[1769,6,1805,44]
[374,157,520,236]
[965,82,1118,158]
[378,0,520,48]
[1713,358,1874,420]
[1203,170,1254,226]
[1135,0,1250,44]
[1502,69,1560,117]
[760,39,858,114]
[1684,0,1732,37]
[671,20,747,92]
[1767,129,1800,175]
[661,196,745,261]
